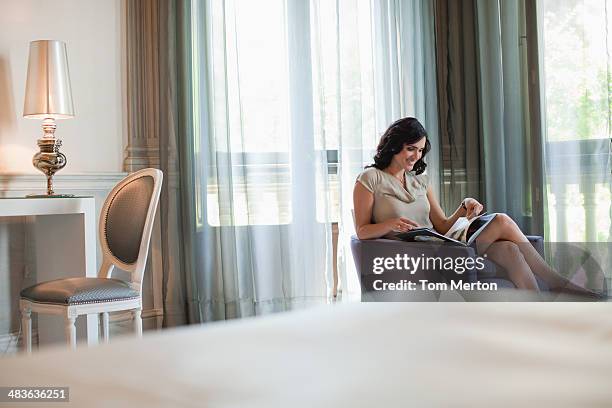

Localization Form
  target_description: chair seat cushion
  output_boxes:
[20,277,139,305]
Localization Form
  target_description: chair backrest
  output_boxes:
[98,168,163,290]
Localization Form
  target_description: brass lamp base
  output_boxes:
[31,119,68,196]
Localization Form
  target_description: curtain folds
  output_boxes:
[126,0,440,321]
[477,0,529,225]
[434,0,484,213]
[186,0,441,309]
[129,0,607,319]
[434,0,533,231]
[191,0,332,320]
[125,0,191,327]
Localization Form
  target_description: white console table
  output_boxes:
[0,196,98,347]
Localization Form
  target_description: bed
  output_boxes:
[1,302,611,407]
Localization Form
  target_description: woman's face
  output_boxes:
[391,137,426,171]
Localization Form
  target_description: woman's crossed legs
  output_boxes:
[475,213,589,292]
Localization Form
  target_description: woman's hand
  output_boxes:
[384,217,419,233]
[463,198,483,219]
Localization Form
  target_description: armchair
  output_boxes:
[350,235,547,300]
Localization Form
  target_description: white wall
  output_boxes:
[0,0,124,173]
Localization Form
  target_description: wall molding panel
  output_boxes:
[0,173,127,194]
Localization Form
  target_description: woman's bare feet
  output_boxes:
[549,279,606,300]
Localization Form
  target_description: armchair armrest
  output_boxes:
[350,236,480,296]
[526,235,544,257]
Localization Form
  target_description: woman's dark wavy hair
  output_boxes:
[366,117,431,175]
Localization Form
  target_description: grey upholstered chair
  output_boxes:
[19,168,163,351]
[350,234,548,300]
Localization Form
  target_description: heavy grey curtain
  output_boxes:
[125,0,193,326]
[434,0,484,213]
[434,0,533,232]
[478,0,530,226]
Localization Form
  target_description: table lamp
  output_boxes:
[23,40,74,197]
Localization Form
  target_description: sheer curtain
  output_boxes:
[188,0,332,320]
[176,0,439,318]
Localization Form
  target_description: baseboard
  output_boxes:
[109,308,163,323]
[0,330,38,355]
[109,308,187,329]
[0,309,162,353]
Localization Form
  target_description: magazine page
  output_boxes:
[445,213,490,242]
[465,213,497,245]
[445,217,469,240]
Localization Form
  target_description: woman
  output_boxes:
[353,117,593,293]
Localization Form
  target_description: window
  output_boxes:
[195,0,378,226]
[203,0,292,226]
[540,0,612,242]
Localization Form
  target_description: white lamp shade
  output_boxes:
[23,40,74,119]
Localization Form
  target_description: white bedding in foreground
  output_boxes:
[1,302,612,407]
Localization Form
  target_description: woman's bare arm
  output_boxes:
[426,186,466,234]
[353,182,417,239]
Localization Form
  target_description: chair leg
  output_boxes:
[20,306,32,353]
[101,312,110,343]
[65,316,77,349]
[133,308,142,337]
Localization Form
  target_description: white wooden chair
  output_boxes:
[19,168,163,352]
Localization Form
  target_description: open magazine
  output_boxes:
[395,213,497,246]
